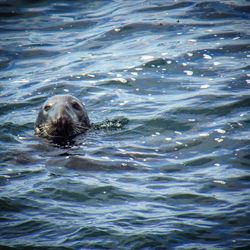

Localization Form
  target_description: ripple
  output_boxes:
[136,1,194,13]
[0,0,249,249]
[189,1,247,20]
[48,155,138,172]
[0,101,38,116]
[0,197,29,212]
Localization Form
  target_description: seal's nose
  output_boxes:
[47,100,81,137]
[57,116,68,127]
[51,104,72,134]
[53,104,71,122]
[54,115,71,136]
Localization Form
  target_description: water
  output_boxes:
[0,0,250,249]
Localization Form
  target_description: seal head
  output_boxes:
[35,95,90,139]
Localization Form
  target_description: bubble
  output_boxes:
[213,180,226,184]
[200,84,210,89]
[184,70,193,76]
[188,39,197,43]
[113,78,127,83]
[141,55,154,61]
[102,156,110,160]
[174,131,182,135]
[199,133,209,137]
[215,129,226,134]
[203,54,212,60]
[214,138,224,143]
[165,137,172,141]
[213,62,221,66]
[119,100,129,106]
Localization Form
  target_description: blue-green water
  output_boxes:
[0,0,250,249]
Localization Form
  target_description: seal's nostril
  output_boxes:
[57,116,68,126]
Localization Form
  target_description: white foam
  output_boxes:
[200,84,210,89]
[184,70,193,76]
[141,55,154,61]
[215,129,226,134]
[203,54,212,60]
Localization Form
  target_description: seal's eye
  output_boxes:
[72,102,81,111]
[44,104,52,112]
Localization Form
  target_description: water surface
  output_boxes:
[0,0,250,249]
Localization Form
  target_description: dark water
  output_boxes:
[0,0,250,249]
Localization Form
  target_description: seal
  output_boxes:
[35,95,90,139]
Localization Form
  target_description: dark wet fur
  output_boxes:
[35,95,90,140]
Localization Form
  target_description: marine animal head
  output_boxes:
[35,95,90,139]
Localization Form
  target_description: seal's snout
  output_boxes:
[56,116,69,127]
[54,115,72,135]
[52,104,72,123]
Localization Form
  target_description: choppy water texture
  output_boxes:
[0,0,250,249]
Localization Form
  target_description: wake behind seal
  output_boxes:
[35,95,90,139]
